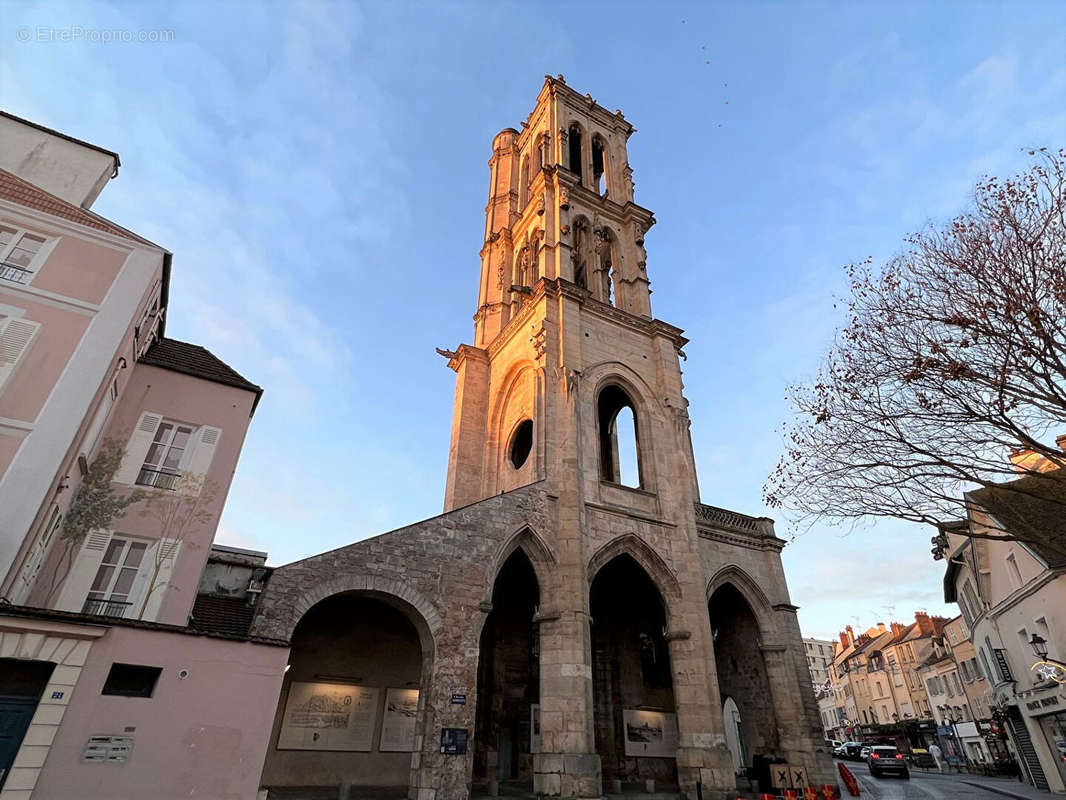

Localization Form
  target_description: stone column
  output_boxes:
[411,608,482,800]
[534,607,601,797]
[666,612,736,800]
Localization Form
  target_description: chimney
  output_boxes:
[914,611,934,635]
[846,625,855,645]
[877,622,887,634]
[891,622,906,640]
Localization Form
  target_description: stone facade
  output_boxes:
[252,76,832,800]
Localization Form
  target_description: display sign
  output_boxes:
[622,709,679,758]
[440,727,469,754]
[530,704,541,754]
[380,688,419,752]
[82,735,134,763]
[277,681,379,751]
[451,693,467,705]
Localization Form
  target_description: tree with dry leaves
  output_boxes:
[765,149,1066,560]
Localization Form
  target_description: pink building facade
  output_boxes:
[0,112,287,799]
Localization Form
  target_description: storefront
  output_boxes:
[1017,682,1066,793]
[1036,709,1066,788]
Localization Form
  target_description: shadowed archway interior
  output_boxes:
[590,554,677,788]
[473,549,540,791]
[709,583,780,774]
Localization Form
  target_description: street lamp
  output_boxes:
[1029,633,1050,660]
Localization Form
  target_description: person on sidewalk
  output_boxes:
[929,742,944,774]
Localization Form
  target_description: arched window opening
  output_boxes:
[598,384,641,488]
[594,227,615,306]
[509,419,533,470]
[533,136,544,173]
[590,555,676,788]
[572,218,590,291]
[592,136,607,196]
[568,124,583,180]
[474,550,540,793]
[519,155,530,208]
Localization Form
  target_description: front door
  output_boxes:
[0,696,38,790]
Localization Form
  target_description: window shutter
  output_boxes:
[185,426,221,480]
[55,529,111,612]
[135,538,182,622]
[114,412,163,485]
[0,317,41,394]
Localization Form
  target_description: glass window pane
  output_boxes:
[6,247,36,268]
[144,443,165,466]
[172,428,192,449]
[154,422,173,443]
[0,225,16,246]
[90,565,115,592]
[162,447,183,469]
[112,566,137,595]
[103,540,125,565]
[123,541,147,568]
[16,234,45,254]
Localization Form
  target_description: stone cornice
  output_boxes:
[540,76,634,138]
[698,527,787,553]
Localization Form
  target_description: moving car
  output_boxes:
[860,746,872,760]
[868,745,910,779]
[837,741,864,760]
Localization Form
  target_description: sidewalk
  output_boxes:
[955,774,1057,800]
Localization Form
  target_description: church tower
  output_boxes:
[254,76,833,800]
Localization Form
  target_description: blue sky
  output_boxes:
[3,0,1064,640]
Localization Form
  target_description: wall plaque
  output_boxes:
[440,727,468,754]
[82,735,134,763]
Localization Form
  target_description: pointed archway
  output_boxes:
[590,554,677,790]
[709,582,781,785]
[473,548,541,794]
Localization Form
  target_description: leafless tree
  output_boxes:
[765,149,1066,559]
[135,472,218,619]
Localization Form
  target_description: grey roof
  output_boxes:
[140,338,262,414]
[968,470,1066,569]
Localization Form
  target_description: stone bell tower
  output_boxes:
[441,76,739,797]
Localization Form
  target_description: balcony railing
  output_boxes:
[82,597,132,618]
[136,466,180,490]
[0,262,32,284]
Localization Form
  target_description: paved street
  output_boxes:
[838,760,1047,800]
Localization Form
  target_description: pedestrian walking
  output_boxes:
[929,742,943,774]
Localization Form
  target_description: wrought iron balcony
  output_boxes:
[135,466,180,490]
[0,262,32,284]
[82,597,132,618]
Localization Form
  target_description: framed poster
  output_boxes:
[277,681,379,751]
[622,709,679,758]
[380,688,420,752]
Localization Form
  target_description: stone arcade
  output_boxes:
[252,77,833,800]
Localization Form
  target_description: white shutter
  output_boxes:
[135,538,182,622]
[113,412,163,485]
[0,317,41,394]
[185,426,221,479]
[55,530,111,612]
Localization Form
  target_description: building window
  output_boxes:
[84,538,147,617]
[591,135,607,195]
[568,123,583,180]
[101,663,162,698]
[137,419,195,490]
[0,224,49,285]
[1006,553,1022,589]
[509,419,534,469]
[597,384,642,488]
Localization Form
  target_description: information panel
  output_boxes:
[379,688,420,752]
[277,682,379,751]
[622,709,679,758]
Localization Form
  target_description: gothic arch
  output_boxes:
[706,565,778,640]
[277,573,440,655]
[584,363,661,491]
[488,525,556,603]
[587,533,681,616]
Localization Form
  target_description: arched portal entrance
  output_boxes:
[261,592,430,796]
[473,549,540,794]
[709,583,780,782]
[591,554,677,790]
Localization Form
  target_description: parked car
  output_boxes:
[868,745,910,779]
[838,741,865,760]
